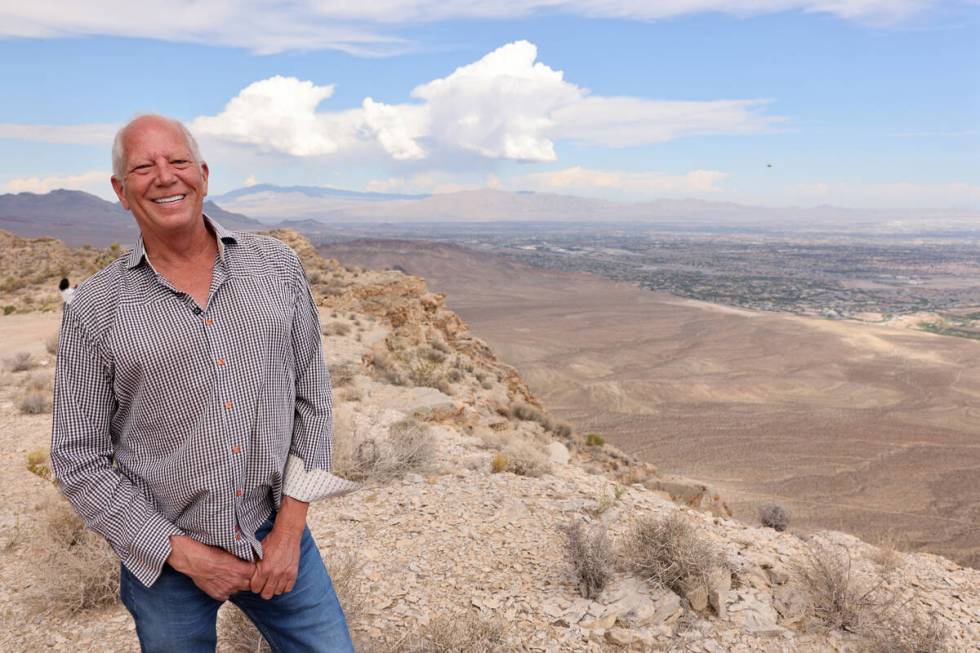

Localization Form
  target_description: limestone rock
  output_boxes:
[546,441,570,465]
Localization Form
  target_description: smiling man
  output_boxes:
[50,114,357,652]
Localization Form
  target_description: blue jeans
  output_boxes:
[120,515,355,653]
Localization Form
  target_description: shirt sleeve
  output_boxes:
[281,256,359,502]
[50,306,184,588]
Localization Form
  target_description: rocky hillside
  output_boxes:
[0,229,976,652]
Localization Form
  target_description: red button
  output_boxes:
[204,319,214,326]
[232,445,241,454]
[224,401,233,409]
[217,358,226,366]
[234,533,241,541]
[235,488,242,497]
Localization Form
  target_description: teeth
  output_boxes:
[153,194,185,204]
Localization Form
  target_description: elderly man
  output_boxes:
[51,114,357,652]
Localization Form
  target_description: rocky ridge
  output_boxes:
[0,229,976,651]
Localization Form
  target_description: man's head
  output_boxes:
[110,115,209,238]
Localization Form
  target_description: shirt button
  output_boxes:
[193,307,202,315]
[235,488,242,497]
[223,401,233,409]
[217,358,226,366]
[234,532,241,541]
[204,319,214,326]
[232,445,241,454]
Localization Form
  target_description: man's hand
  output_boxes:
[167,535,256,601]
[250,497,309,600]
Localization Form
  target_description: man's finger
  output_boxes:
[250,565,270,594]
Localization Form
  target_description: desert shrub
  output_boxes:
[870,531,907,572]
[26,447,53,482]
[339,386,363,402]
[585,433,605,447]
[447,369,463,383]
[759,504,791,532]
[490,452,508,474]
[7,351,33,372]
[428,339,451,354]
[27,495,119,614]
[865,611,949,653]
[21,371,52,393]
[389,611,509,653]
[493,441,551,478]
[329,363,356,388]
[564,520,614,599]
[510,402,543,423]
[338,418,435,483]
[419,346,447,364]
[3,305,15,315]
[19,391,51,414]
[480,380,493,390]
[323,321,352,337]
[45,333,60,355]
[794,540,889,632]
[551,421,573,438]
[307,270,323,285]
[622,512,724,595]
[367,350,408,386]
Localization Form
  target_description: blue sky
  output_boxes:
[0,1,977,209]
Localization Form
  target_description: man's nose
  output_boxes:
[153,160,178,184]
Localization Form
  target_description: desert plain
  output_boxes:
[320,240,980,569]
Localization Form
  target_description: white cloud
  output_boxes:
[0,122,116,145]
[0,1,935,56]
[192,76,363,156]
[188,41,780,164]
[3,170,112,197]
[366,172,502,194]
[515,166,730,199]
[244,174,259,187]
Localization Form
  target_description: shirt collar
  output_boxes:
[125,213,238,270]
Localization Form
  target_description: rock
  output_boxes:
[546,441,570,465]
[680,578,709,612]
[605,627,635,646]
[581,614,617,630]
[708,567,732,618]
[729,593,784,634]
[772,585,808,625]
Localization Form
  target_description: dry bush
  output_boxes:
[869,531,907,572]
[563,519,614,599]
[585,433,605,447]
[7,351,33,372]
[493,440,551,478]
[490,452,508,474]
[336,418,436,483]
[622,512,724,596]
[21,371,52,393]
[329,363,357,388]
[323,321,352,337]
[45,333,60,355]
[218,605,272,653]
[865,611,949,653]
[793,540,890,632]
[759,503,791,532]
[19,390,51,414]
[26,447,53,482]
[27,494,119,614]
[387,611,510,653]
[367,350,409,386]
[339,386,363,402]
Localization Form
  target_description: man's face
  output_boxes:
[111,117,209,238]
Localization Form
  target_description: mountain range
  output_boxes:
[2,185,979,247]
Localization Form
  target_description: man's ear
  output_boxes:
[200,161,209,197]
[111,176,130,211]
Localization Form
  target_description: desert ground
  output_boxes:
[319,240,980,568]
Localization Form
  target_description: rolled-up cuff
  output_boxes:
[283,454,359,502]
[124,511,185,588]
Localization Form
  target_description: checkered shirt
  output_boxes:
[51,215,356,588]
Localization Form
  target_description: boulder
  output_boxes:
[546,441,570,465]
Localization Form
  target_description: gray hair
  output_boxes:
[111,114,204,182]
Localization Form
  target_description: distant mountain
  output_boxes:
[0,190,263,246]
[212,184,426,204]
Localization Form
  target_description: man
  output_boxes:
[51,114,357,652]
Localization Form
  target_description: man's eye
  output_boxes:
[172,159,190,166]
[131,164,151,173]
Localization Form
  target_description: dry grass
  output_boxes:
[563,519,614,599]
[492,440,552,478]
[869,530,908,572]
[335,417,436,483]
[329,363,357,388]
[865,611,950,653]
[18,390,51,414]
[622,512,724,596]
[384,611,510,653]
[793,540,890,632]
[585,433,605,447]
[323,321,352,337]
[6,351,33,372]
[759,503,791,532]
[26,447,53,482]
[45,333,60,355]
[25,494,119,614]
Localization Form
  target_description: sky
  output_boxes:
[0,1,978,210]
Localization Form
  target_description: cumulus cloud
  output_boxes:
[515,166,730,198]
[188,41,780,164]
[0,1,936,55]
[3,169,111,197]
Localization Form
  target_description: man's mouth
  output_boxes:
[153,194,186,204]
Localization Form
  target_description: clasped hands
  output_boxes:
[167,525,302,601]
